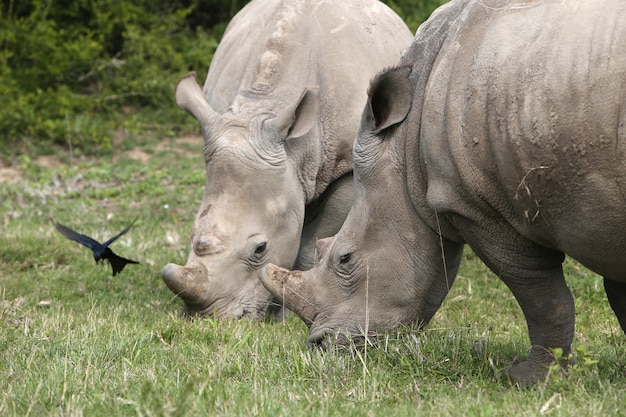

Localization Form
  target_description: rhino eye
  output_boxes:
[245,238,268,269]
[338,253,352,265]
[254,242,267,255]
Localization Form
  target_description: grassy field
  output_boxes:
[1,134,625,416]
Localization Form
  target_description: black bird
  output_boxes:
[55,219,140,276]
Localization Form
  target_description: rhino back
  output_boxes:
[420,0,626,276]
[202,0,412,197]
[203,0,409,125]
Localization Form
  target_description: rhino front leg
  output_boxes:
[489,249,574,385]
[295,173,354,269]
[502,264,575,385]
[454,216,573,385]
[604,277,626,334]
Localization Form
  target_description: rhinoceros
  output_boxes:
[260,0,626,384]
[161,0,413,319]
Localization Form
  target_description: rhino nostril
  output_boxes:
[194,236,225,256]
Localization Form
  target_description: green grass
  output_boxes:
[1,135,625,416]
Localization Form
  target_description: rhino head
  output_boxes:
[162,73,319,319]
[259,66,465,345]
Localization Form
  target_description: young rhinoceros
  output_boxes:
[260,0,626,384]
[161,0,413,319]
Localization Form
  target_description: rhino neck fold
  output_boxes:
[401,0,470,242]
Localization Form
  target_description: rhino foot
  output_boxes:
[507,345,571,386]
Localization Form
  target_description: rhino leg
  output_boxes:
[295,173,354,269]
[503,261,574,385]
[451,216,573,385]
[604,278,626,334]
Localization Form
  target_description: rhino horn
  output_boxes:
[260,263,319,326]
[161,262,210,308]
[174,72,217,128]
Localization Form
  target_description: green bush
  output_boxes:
[0,0,236,154]
[0,0,445,157]
[385,0,450,32]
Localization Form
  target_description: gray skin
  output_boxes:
[161,0,413,319]
[260,0,626,384]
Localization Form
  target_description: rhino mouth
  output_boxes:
[306,323,328,349]
[307,324,379,351]
[179,301,230,319]
[179,296,270,320]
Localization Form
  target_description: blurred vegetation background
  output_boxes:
[0,0,447,160]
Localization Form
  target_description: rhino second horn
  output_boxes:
[174,72,217,128]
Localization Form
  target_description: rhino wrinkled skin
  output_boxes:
[260,0,626,384]
[161,0,413,319]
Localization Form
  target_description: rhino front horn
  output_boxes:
[260,264,319,326]
[161,262,210,307]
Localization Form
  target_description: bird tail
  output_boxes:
[108,251,140,276]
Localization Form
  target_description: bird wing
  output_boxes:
[55,222,102,251]
[102,217,137,247]
[105,248,140,276]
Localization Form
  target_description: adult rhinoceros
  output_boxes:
[260,0,626,384]
[161,0,413,319]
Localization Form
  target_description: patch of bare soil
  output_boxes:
[0,166,21,184]
[154,135,202,155]
[0,135,202,184]
[122,134,201,163]
[36,155,61,168]
[0,155,62,184]
[128,134,202,161]
[127,148,151,163]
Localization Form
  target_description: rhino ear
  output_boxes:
[174,72,217,128]
[366,65,413,134]
[270,87,319,140]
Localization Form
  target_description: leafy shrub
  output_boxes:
[385,0,451,32]
[0,0,445,157]
[0,0,238,155]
